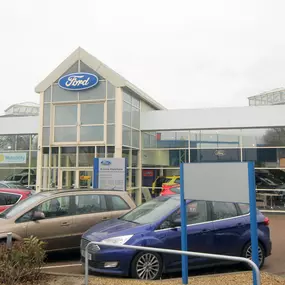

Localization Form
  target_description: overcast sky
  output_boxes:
[1,0,285,113]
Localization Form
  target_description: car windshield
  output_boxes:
[0,193,48,219]
[119,196,180,225]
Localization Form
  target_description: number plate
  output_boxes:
[81,250,92,260]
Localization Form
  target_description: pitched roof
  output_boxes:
[35,47,166,110]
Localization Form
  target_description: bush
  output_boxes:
[0,236,46,285]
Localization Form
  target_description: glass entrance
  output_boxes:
[58,169,93,190]
[58,170,77,190]
[79,170,93,189]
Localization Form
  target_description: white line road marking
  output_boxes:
[42,263,82,269]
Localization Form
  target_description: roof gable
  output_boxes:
[35,47,165,110]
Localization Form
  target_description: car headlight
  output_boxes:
[101,235,133,245]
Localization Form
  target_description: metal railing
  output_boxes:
[84,241,260,285]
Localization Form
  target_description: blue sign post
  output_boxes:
[179,162,258,285]
[248,161,259,285]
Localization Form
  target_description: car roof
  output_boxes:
[0,188,32,194]
[38,189,130,196]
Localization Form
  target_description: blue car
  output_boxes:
[81,195,272,280]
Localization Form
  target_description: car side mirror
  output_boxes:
[32,211,45,221]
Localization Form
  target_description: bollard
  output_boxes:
[6,232,12,249]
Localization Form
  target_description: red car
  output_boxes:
[0,188,34,213]
[160,183,180,196]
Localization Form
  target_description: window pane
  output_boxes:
[37,196,71,218]
[42,128,50,146]
[132,129,140,148]
[79,146,94,167]
[79,81,106,100]
[43,104,50,126]
[54,127,77,142]
[81,103,104,125]
[52,84,78,102]
[132,97,140,108]
[132,106,140,129]
[16,135,30,150]
[79,61,104,80]
[107,100,115,124]
[55,105,77,126]
[186,201,208,224]
[123,126,131,146]
[123,91,131,103]
[242,148,284,168]
[80,126,104,142]
[44,87,51,102]
[123,102,131,126]
[190,149,241,163]
[75,194,107,214]
[0,135,16,151]
[60,147,76,167]
[211,202,238,220]
[107,195,130,211]
[107,82,115,99]
[107,125,115,145]
[191,130,241,148]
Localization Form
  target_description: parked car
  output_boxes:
[81,195,272,280]
[0,189,136,251]
[0,188,34,213]
[160,183,180,196]
[4,171,36,190]
[151,176,180,196]
[0,181,32,190]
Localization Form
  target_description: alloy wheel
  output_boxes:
[136,253,160,280]
[245,244,264,267]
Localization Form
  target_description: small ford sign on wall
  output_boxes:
[58,72,99,91]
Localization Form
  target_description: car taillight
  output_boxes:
[264,217,269,226]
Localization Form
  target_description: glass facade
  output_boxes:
[122,90,140,201]
[142,128,285,211]
[0,134,38,189]
[40,60,116,191]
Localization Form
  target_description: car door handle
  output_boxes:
[201,229,211,234]
[236,223,244,228]
[61,221,71,226]
[102,217,110,221]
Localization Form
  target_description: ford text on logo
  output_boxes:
[58,72,99,91]
[101,160,111,166]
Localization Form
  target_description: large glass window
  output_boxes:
[54,127,77,142]
[54,105,77,126]
[80,126,104,142]
[80,103,104,125]
[79,81,106,101]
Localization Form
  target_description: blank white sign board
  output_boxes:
[183,162,250,204]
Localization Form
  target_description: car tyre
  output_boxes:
[241,241,265,269]
[131,252,163,280]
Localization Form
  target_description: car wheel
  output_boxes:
[131,252,163,280]
[242,242,265,269]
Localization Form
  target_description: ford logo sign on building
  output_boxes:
[58,72,99,91]
[101,160,112,166]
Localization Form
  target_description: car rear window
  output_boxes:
[238,203,250,215]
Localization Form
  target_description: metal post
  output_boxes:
[84,241,261,285]
[180,163,188,284]
[248,161,259,285]
[6,232,12,249]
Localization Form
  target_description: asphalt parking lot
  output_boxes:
[42,214,285,277]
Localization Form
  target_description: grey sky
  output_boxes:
[1,0,285,113]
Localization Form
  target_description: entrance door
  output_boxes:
[58,170,77,190]
[79,170,93,189]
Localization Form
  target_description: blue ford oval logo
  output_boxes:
[101,160,111,166]
[58,72,99,91]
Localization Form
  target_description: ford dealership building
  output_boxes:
[1,47,285,211]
